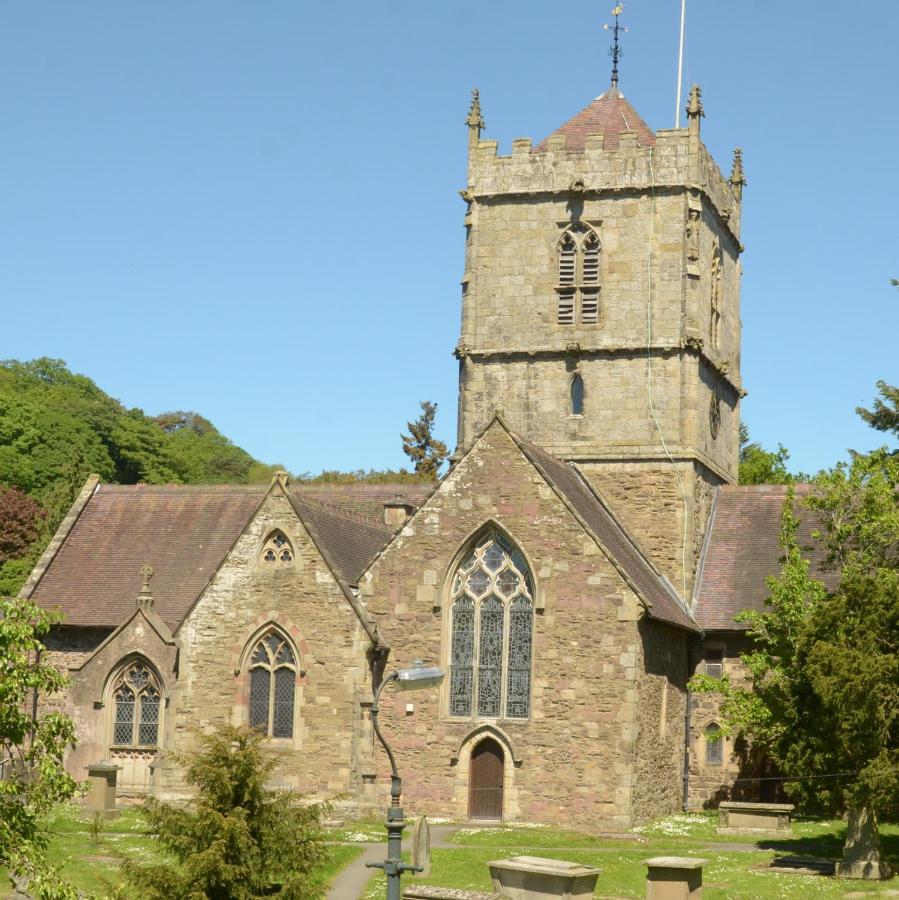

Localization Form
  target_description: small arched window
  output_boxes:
[449,530,534,720]
[261,530,294,564]
[248,632,297,738]
[570,373,585,416]
[705,723,723,766]
[111,660,162,747]
[556,226,602,325]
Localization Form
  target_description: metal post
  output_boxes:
[366,672,422,900]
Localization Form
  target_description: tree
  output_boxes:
[123,725,329,899]
[401,401,448,480]
[0,597,80,898]
[692,449,899,866]
[856,380,899,441]
[738,423,795,485]
[0,487,46,564]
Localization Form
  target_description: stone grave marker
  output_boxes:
[412,814,431,876]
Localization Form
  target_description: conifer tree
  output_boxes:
[401,401,448,480]
[123,725,328,899]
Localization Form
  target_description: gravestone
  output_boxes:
[85,761,120,819]
[835,806,892,880]
[644,857,707,899]
[412,815,431,876]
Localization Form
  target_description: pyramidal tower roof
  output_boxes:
[535,84,656,152]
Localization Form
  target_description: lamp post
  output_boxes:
[366,661,444,900]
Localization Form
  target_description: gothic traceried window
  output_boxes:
[111,660,162,747]
[449,530,534,719]
[556,225,602,326]
[248,632,297,738]
[261,530,294,564]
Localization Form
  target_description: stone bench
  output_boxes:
[644,857,707,899]
[716,801,794,835]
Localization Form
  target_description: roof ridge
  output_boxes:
[293,494,393,533]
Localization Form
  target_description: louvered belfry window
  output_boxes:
[111,660,162,747]
[449,530,534,719]
[556,226,602,325]
[248,632,296,738]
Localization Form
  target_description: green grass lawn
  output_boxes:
[360,814,899,899]
[4,802,362,898]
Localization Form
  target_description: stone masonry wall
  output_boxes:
[173,488,375,805]
[687,632,763,809]
[632,620,689,823]
[361,421,668,831]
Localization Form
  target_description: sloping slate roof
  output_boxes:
[510,433,698,632]
[693,485,838,631]
[30,485,265,631]
[30,483,412,631]
[293,496,393,586]
[293,483,433,525]
[535,85,656,152]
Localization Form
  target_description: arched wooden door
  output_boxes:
[469,738,504,820]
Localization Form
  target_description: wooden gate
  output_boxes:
[469,738,504,820]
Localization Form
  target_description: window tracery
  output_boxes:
[556,225,602,325]
[261,530,294,564]
[449,530,534,719]
[248,631,297,738]
[110,660,162,747]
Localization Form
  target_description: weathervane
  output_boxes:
[603,5,627,87]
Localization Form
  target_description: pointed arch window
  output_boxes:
[556,225,602,325]
[705,723,723,766]
[449,530,534,719]
[570,373,585,416]
[111,660,162,747]
[261,530,294,564]
[248,632,297,738]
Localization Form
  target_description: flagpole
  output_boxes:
[675,0,686,127]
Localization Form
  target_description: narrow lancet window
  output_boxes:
[448,530,534,720]
[710,244,722,348]
[570,373,584,416]
[705,723,723,765]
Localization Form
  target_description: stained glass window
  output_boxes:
[247,631,297,738]
[110,660,162,747]
[448,530,534,720]
[261,530,294,564]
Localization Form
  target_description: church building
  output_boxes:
[25,63,800,829]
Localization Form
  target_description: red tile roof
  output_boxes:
[693,485,838,631]
[28,482,425,631]
[535,85,655,152]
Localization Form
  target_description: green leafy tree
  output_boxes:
[692,449,899,849]
[738,423,796,485]
[856,380,899,441]
[401,401,448,480]
[0,597,80,898]
[124,725,329,899]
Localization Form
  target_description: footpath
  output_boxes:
[326,824,459,900]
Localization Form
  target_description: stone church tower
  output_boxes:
[455,82,747,597]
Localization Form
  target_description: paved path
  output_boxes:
[327,825,459,900]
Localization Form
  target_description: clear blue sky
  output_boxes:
[2,1,896,477]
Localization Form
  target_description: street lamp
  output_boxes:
[366,661,444,900]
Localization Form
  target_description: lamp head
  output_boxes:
[394,661,445,691]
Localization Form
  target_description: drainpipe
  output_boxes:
[682,685,692,811]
